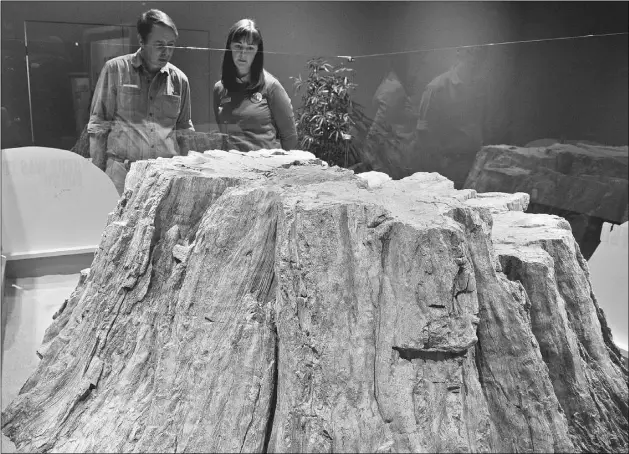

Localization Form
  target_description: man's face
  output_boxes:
[140,24,177,72]
[230,39,258,77]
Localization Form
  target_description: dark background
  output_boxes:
[1,1,627,149]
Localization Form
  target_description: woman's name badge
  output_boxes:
[251,92,263,103]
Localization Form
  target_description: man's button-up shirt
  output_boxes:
[87,50,194,168]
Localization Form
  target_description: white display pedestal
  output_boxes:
[1,146,119,262]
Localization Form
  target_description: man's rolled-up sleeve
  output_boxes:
[176,76,195,132]
[417,84,436,127]
[88,63,116,171]
[174,76,195,155]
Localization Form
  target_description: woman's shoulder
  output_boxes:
[263,70,278,82]
[262,71,291,98]
[262,70,283,89]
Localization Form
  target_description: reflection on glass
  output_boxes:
[412,47,487,188]
[87,10,196,195]
[363,55,418,179]
[0,9,625,281]
[13,19,210,159]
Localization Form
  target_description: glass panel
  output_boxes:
[24,21,130,149]
[1,19,30,148]
[0,1,626,355]
[20,20,210,151]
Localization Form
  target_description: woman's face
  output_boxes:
[230,39,258,77]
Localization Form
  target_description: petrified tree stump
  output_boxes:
[2,150,627,453]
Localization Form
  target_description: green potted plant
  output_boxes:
[291,57,375,168]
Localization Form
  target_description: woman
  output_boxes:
[213,19,298,152]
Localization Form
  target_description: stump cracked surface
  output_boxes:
[2,149,627,453]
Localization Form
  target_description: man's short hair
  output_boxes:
[137,9,178,43]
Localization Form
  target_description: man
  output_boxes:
[363,55,418,179]
[88,9,194,194]
[414,47,487,188]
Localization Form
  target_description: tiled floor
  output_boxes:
[1,273,80,453]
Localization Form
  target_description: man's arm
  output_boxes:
[366,78,407,142]
[366,99,389,142]
[414,82,446,158]
[87,63,116,171]
[175,76,195,155]
[416,83,437,131]
[212,84,222,133]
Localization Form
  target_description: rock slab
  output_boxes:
[464,143,628,259]
[465,143,628,223]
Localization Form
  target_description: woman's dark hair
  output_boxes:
[137,9,178,44]
[221,19,265,92]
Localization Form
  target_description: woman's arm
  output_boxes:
[267,80,298,150]
[212,83,231,151]
[212,84,224,134]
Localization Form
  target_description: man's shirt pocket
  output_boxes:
[118,85,142,119]
[162,94,181,120]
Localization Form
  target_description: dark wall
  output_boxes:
[375,1,628,146]
[511,1,629,145]
[2,1,627,149]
